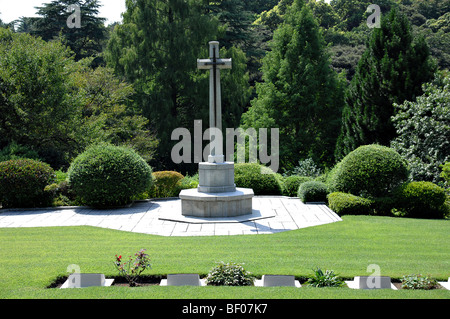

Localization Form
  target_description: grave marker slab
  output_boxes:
[438,278,450,290]
[60,273,114,289]
[160,274,206,286]
[345,276,396,289]
[255,275,301,287]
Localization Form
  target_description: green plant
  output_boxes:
[113,249,152,287]
[0,142,41,162]
[401,274,439,290]
[234,163,283,195]
[67,144,153,208]
[327,192,374,215]
[330,144,409,197]
[306,268,344,287]
[179,173,199,190]
[393,181,447,219]
[0,158,56,208]
[441,162,450,191]
[205,262,255,286]
[297,181,328,202]
[288,158,323,178]
[44,180,75,207]
[283,175,312,197]
[149,171,184,198]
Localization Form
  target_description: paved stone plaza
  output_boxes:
[0,196,342,236]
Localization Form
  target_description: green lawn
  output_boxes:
[0,215,449,299]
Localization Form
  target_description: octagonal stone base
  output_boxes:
[179,188,254,217]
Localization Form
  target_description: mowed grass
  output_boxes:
[0,215,449,299]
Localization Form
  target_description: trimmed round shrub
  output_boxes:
[149,171,184,198]
[283,175,312,197]
[0,159,56,208]
[393,181,447,219]
[327,192,374,215]
[234,163,282,195]
[298,181,328,202]
[67,144,153,207]
[330,144,409,197]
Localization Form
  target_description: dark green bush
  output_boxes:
[234,163,282,195]
[372,196,396,216]
[0,142,41,162]
[298,181,328,202]
[283,175,312,197]
[330,144,409,197]
[327,192,374,215]
[0,159,56,208]
[67,144,153,208]
[393,181,447,219]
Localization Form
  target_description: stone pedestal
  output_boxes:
[180,161,254,218]
[198,162,236,193]
[180,187,253,217]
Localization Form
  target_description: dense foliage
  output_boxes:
[330,144,409,197]
[327,192,374,215]
[336,8,436,159]
[297,181,328,203]
[393,181,447,219]
[242,0,345,169]
[234,163,283,195]
[391,72,450,183]
[0,159,56,208]
[282,175,312,197]
[67,144,153,207]
[0,28,157,169]
[150,171,184,198]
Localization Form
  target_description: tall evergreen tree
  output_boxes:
[241,0,346,170]
[335,8,436,160]
[106,0,251,172]
[30,0,106,62]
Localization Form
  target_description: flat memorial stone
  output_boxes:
[60,273,114,289]
[345,276,396,290]
[160,274,206,286]
[438,278,450,290]
[255,275,301,287]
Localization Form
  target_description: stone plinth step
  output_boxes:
[180,188,254,218]
[345,276,397,289]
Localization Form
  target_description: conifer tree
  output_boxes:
[241,0,345,170]
[335,8,436,160]
[30,0,106,61]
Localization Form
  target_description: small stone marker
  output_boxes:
[345,276,396,290]
[160,274,205,286]
[255,275,301,287]
[60,273,114,289]
[438,277,450,290]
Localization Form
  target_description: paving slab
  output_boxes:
[0,196,342,237]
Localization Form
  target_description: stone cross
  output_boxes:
[197,41,232,163]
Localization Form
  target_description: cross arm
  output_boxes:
[197,58,232,70]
